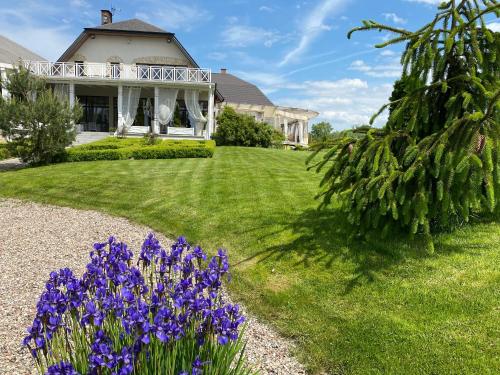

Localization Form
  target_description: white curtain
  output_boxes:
[53,84,69,102]
[158,88,178,126]
[184,89,206,136]
[120,87,141,132]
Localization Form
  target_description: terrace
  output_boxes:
[22,60,212,85]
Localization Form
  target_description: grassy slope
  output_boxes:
[0,147,498,374]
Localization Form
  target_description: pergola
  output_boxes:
[274,107,319,146]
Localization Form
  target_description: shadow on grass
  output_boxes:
[237,207,488,293]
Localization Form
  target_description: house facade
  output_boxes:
[13,10,317,145]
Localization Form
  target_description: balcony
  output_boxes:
[22,61,212,84]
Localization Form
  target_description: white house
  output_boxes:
[12,10,318,145]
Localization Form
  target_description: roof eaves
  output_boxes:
[171,36,199,68]
[83,27,174,37]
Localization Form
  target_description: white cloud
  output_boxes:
[380,50,397,57]
[234,71,392,129]
[0,4,81,61]
[382,12,407,24]
[349,59,402,78]
[279,0,348,66]
[277,80,393,129]
[259,6,274,12]
[207,52,227,61]
[221,25,285,47]
[142,1,212,32]
[69,0,90,8]
[487,22,500,32]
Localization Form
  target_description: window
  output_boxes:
[78,96,110,132]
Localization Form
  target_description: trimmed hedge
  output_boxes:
[66,138,215,162]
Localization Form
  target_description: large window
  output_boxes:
[78,96,110,132]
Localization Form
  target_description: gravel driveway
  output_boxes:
[0,199,306,375]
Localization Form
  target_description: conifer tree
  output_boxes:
[310,0,500,252]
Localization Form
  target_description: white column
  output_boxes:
[69,82,75,109]
[298,121,304,144]
[283,118,289,140]
[303,120,309,145]
[0,67,10,100]
[117,85,123,134]
[154,86,159,134]
[207,85,215,140]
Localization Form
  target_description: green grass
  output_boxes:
[0,147,498,374]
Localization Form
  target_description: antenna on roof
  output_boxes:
[109,1,121,16]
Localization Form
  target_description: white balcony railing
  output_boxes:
[22,61,211,84]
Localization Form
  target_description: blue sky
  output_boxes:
[0,0,498,129]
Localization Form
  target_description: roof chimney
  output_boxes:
[220,68,227,74]
[101,9,113,25]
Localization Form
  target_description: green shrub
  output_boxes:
[0,68,82,165]
[214,107,275,148]
[0,144,10,160]
[65,139,215,162]
[271,130,286,149]
[65,148,128,162]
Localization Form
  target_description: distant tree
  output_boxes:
[310,122,333,143]
[0,67,82,164]
[310,0,500,252]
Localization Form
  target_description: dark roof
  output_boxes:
[87,19,171,35]
[212,73,274,107]
[0,35,46,64]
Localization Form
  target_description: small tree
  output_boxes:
[310,121,334,143]
[0,68,82,164]
[311,0,499,252]
[213,106,275,147]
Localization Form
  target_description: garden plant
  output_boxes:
[0,68,82,165]
[310,0,500,251]
[23,234,250,375]
[213,107,280,148]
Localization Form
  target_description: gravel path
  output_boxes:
[0,199,306,375]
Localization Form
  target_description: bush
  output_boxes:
[271,130,285,149]
[0,68,82,165]
[0,144,10,160]
[23,235,251,375]
[213,107,275,148]
[65,138,215,162]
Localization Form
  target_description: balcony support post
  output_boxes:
[303,120,309,145]
[206,85,215,140]
[69,82,75,109]
[283,117,289,140]
[117,84,123,134]
[154,86,159,134]
[298,121,304,144]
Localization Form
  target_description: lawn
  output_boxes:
[0,146,498,374]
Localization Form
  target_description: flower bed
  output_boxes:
[23,234,251,375]
[66,138,216,162]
